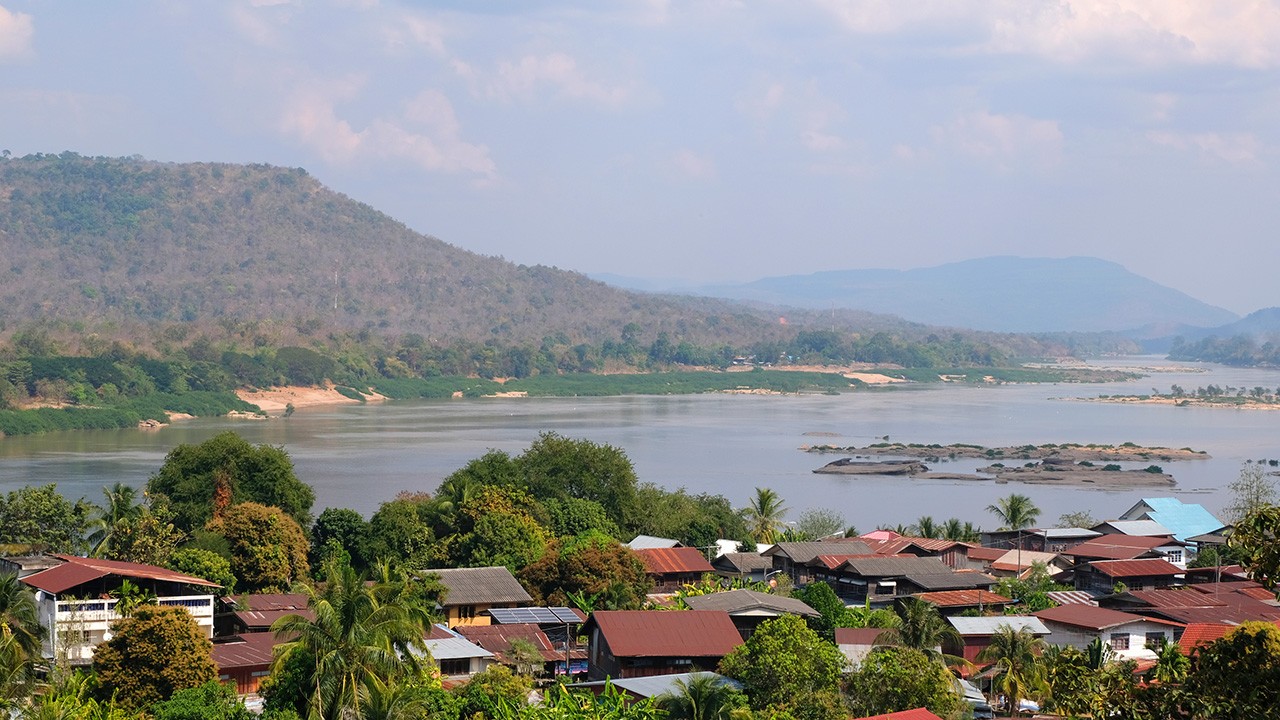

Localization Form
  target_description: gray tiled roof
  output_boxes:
[948,616,1049,636]
[684,589,819,617]
[712,553,771,573]
[428,566,532,607]
[904,572,995,591]
[839,556,952,577]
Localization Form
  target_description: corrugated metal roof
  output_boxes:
[627,535,682,550]
[683,589,819,617]
[635,547,714,575]
[991,549,1062,571]
[212,632,279,670]
[232,592,309,611]
[429,566,531,607]
[764,541,873,564]
[1123,498,1224,543]
[839,556,953,577]
[948,616,1049,636]
[967,547,1006,562]
[456,623,570,662]
[834,627,886,646]
[234,608,312,628]
[712,553,771,573]
[1093,520,1174,537]
[422,626,496,661]
[1064,535,1174,560]
[1035,604,1181,631]
[586,610,742,658]
[568,672,741,699]
[812,553,877,570]
[1088,559,1183,578]
[1045,591,1098,606]
[905,572,995,591]
[915,589,1013,608]
[1126,589,1227,609]
[22,554,220,594]
[1040,528,1102,539]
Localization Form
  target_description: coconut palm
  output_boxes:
[742,487,788,544]
[0,574,43,665]
[978,624,1047,715]
[913,516,939,539]
[273,558,432,720]
[658,673,743,720]
[87,482,144,557]
[877,597,965,668]
[986,493,1041,531]
[1150,638,1189,684]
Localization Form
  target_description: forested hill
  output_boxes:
[0,153,804,347]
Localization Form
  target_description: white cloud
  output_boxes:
[381,12,447,56]
[669,148,716,179]
[277,78,496,179]
[812,1,1280,69]
[0,4,35,60]
[475,52,631,107]
[1148,131,1259,164]
[932,109,1063,169]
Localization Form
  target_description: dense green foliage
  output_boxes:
[210,502,310,593]
[719,615,847,719]
[92,605,217,709]
[845,647,962,718]
[1169,334,1280,367]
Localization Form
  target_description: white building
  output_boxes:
[1034,604,1181,661]
[20,554,220,665]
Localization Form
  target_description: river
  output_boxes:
[1,358,1277,532]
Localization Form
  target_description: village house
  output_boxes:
[814,555,996,606]
[1073,559,1185,594]
[424,623,496,680]
[1033,605,1182,660]
[913,589,1015,616]
[568,671,742,702]
[762,540,873,585]
[634,547,715,592]
[217,592,310,635]
[626,535,683,550]
[980,528,1101,554]
[584,610,742,680]
[944,616,1050,666]
[711,552,772,582]
[985,549,1071,579]
[212,632,278,696]
[1099,583,1280,626]
[431,566,531,628]
[683,588,819,639]
[456,623,587,678]
[19,554,220,665]
[857,533,980,570]
[1119,498,1224,544]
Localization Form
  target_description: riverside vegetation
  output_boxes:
[1,434,1279,719]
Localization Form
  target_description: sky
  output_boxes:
[2,1,1279,315]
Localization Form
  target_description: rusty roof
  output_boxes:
[967,547,1006,562]
[1035,604,1182,631]
[634,547,714,575]
[712,553,771,573]
[212,632,280,671]
[1087,559,1184,578]
[586,610,742,658]
[22,554,220,594]
[812,553,877,570]
[1064,535,1174,560]
[1125,589,1227,609]
[683,589,819,617]
[834,627,888,646]
[455,622,582,663]
[914,589,1013,608]
[1044,591,1098,606]
[763,540,873,564]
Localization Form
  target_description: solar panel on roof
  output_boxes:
[488,607,582,625]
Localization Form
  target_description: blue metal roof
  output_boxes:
[1129,498,1223,543]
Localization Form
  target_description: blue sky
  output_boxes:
[2,1,1278,315]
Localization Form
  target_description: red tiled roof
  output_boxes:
[634,547,714,575]
[1035,604,1182,631]
[1178,623,1233,656]
[22,554,220,594]
[212,632,280,671]
[1088,559,1184,578]
[587,610,742,658]
[852,708,944,720]
[915,589,1013,608]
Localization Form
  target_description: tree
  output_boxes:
[795,508,844,540]
[986,493,1041,531]
[87,481,144,556]
[1230,504,1280,591]
[657,673,747,720]
[0,484,93,553]
[507,638,545,678]
[517,432,639,527]
[93,605,217,709]
[845,646,962,719]
[150,679,253,720]
[209,502,309,593]
[168,548,236,596]
[364,493,441,570]
[104,501,185,567]
[1182,621,1280,718]
[310,507,371,571]
[913,516,939,539]
[1149,637,1189,684]
[1226,463,1277,523]
[147,431,315,532]
[879,597,964,667]
[978,624,1047,714]
[518,532,651,609]
[453,665,532,719]
[741,487,787,544]
[0,574,42,709]
[448,487,548,572]
[542,497,619,539]
[718,615,845,718]
[271,558,434,720]
[1058,510,1097,528]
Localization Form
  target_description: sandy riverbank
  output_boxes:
[1069,396,1280,411]
[236,385,385,415]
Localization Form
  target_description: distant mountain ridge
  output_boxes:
[599,257,1239,334]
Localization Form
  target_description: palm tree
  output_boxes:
[1084,636,1112,669]
[273,558,432,720]
[1150,638,1189,684]
[914,516,939,539]
[658,673,742,720]
[978,624,1047,715]
[358,676,429,720]
[986,493,1041,531]
[877,597,965,667]
[0,573,43,666]
[87,482,144,557]
[742,487,787,544]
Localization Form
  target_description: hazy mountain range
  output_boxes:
[597,257,1248,335]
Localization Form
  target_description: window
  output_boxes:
[1110,633,1130,651]
[1145,632,1167,648]
[1165,550,1183,564]
[458,605,476,619]
[438,658,471,675]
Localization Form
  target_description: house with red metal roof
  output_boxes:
[456,622,587,678]
[762,540,874,584]
[1073,558,1185,594]
[217,592,311,635]
[20,554,220,665]
[634,547,714,592]
[212,632,278,696]
[913,589,1014,616]
[851,709,944,720]
[583,610,742,680]
[1033,605,1182,660]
